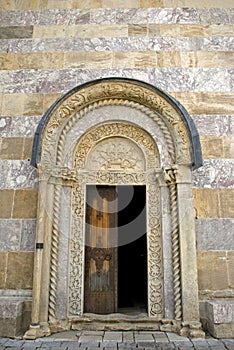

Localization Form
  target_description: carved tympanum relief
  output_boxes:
[86,137,145,171]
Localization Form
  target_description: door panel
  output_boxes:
[84,186,117,314]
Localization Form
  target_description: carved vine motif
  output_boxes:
[43,82,189,162]
[74,122,158,170]
[164,168,182,320]
[147,184,163,317]
[69,184,84,315]
[42,91,191,168]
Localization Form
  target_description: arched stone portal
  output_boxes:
[25,78,204,339]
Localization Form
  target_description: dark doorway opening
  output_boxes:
[117,186,147,314]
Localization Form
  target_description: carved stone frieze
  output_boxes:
[86,137,145,171]
[74,122,159,170]
[41,82,191,168]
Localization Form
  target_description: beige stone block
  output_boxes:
[180,25,210,37]
[102,0,139,7]
[148,25,160,36]
[128,25,147,36]
[114,52,135,68]
[2,94,44,116]
[159,24,180,37]
[140,0,163,7]
[23,94,44,116]
[12,189,38,219]
[193,188,220,219]
[219,189,234,218]
[65,52,113,69]
[71,0,102,8]
[195,52,219,68]
[68,24,128,38]
[217,52,234,68]
[0,0,42,10]
[134,51,157,68]
[164,0,234,7]
[179,51,198,68]
[197,251,229,291]
[157,51,181,68]
[0,137,24,160]
[33,25,66,39]
[170,92,234,115]
[0,190,14,218]
[200,136,223,159]
[211,25,234,37]
[223,136,234,159]
[0,53,15,70]
[43,93,61,112]
[5,252,34,289]
[15,52,64,70]
[23,138,33,160]
[227,252,234,289]
[2,94,25,116]
[0,252,7,289]
[47,0,70,8]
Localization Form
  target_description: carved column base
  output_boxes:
[23,323,51,340]
[180,321,205,338]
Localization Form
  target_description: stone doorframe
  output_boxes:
[25,78,204,339]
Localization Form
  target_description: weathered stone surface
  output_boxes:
[20,219,36,251]
[197,251,229,291]
[192,115,234,136]
[193,188,219,218]
[0,252,7,288]
[193,160,234,188]
[0,137,24,160]
[219,189,234,218]
[12,189,38,219]
[0,219,21,251]
[0,26,33,39]
[0,190,14,218]
[171,92,234,115]
[5,252,34,289]
[227,251,234,289]
[196,219,234,251]
[2,93,44,116]
[0,160,38,189]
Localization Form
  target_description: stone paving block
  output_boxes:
[103,332,122,342]
[122,332,134,342]
[166,333,189,342]
[134,332,155,343]
[153,332,169,343]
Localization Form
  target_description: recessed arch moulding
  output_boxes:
[25,78,204,339]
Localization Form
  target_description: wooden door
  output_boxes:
[84,186,118,314]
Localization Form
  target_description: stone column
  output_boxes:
[175,165,200,321]
[24,165,51,339]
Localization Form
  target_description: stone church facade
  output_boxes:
[0,0,233,340]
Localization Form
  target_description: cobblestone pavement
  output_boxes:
[0,331,234,350]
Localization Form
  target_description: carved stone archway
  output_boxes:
[25,78,204,339]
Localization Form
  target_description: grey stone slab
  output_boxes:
[122,332,134,343]
[134,332,154,342]
[195,218,234,251]
[166,333,189,342]
[0,219,21,251]
[103,332,122,342]
[193,160,234,189]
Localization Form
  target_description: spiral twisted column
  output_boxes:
[48,184,61,322]
[164,168,182,320]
